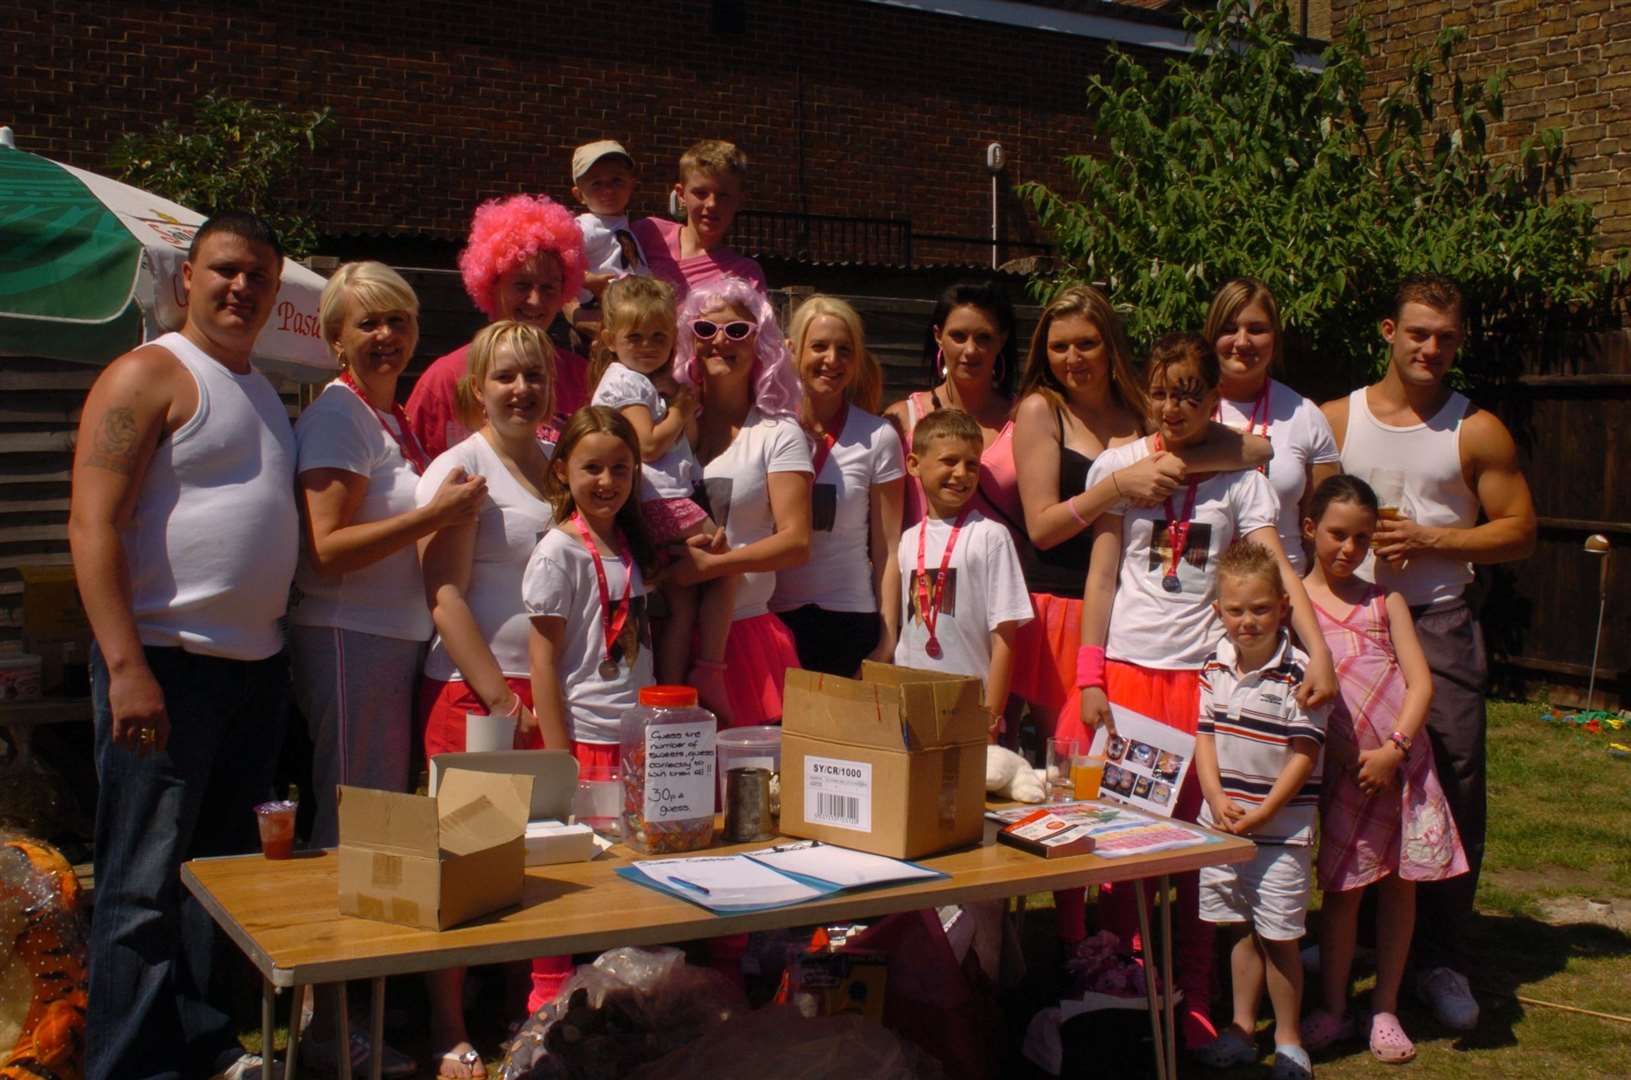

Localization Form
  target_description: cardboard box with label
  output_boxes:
[780,662,988,859]
[337,768,532,930]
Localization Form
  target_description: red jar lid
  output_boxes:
[638,684,699,708]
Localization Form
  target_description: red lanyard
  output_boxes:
[1213,379,1272,439]
[1214,380,1272,474]
[337,368,429,474]
[571,514,633,678]
[1151,434,1200,591]
[809,403,848,478]
[915,508,970,659]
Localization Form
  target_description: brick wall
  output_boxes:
[0,0,1150,266]
[1329,0,1631,255]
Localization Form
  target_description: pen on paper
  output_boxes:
[669,877,711,895]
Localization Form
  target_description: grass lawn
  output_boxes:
[238,700,1630,1076]
[1187,700,1631,1079]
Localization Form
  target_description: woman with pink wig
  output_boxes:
[669,275,811,725]
[404,194,590,457]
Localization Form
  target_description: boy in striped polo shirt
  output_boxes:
[1193,540,1328,1079]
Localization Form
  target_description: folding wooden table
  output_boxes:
[183,818,1253,1080]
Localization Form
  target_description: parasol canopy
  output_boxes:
[0,129,334,382]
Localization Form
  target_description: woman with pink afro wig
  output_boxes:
[404,194,590,459]
[667,275,812,727]
[458,194,587,318]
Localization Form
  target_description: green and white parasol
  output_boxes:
[0,129,334,381]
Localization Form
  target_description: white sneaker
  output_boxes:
[210,1052,276,1080]
[1417,966,1480,1031]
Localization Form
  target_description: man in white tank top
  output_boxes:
[69,213,298,1080]
[1322,275,1536,1033]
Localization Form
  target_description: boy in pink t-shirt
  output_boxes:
[631,139,768,301]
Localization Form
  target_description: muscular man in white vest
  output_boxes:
[69,212,297,1080]
[1322,275,1536,1033]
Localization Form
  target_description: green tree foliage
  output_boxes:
[109,94,334,259]
[1023,0,1628,386]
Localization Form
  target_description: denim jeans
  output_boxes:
[86,644,290,1080]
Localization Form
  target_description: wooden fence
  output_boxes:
[2,273,1622,706]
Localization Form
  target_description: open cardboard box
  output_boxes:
[337,768,532,930]
[780,661,989,859]
[429,749,600,866]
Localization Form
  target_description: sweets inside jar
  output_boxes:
[619,686,717,854]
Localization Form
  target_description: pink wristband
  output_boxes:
[1065,494,1089,528]
[1075,645,1107,690]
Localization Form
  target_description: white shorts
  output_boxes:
[1199,842,1313,941]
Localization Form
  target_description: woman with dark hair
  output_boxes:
[1012,286,1269,948]
[883,281,1023,533]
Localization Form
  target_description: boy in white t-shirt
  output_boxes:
[1193,540,1326,1080]
[894,408,1033,738]
[570,140,648,313]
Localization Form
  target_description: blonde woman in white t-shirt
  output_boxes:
[1203,278,1342,572]
[414,321,558,1077]
[771,296,906,675]
[290,262,485,1077]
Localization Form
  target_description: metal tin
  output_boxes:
[724,766,774,842]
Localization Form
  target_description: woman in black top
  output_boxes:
[1011,284,1270,947]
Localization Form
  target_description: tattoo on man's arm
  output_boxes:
[84,407,141,474]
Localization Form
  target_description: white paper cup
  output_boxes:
[465,710,516,753]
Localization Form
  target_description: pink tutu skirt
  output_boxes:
[1009,592,1083,715]
[642,495,711,544]
[719,612,800,728]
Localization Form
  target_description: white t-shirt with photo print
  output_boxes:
[893,510,1033,681]
[521,527,654,745]
[771,407,905,614]
[1214,379,1340,574]
[1086,438,1279,670]
[701,408,813,620]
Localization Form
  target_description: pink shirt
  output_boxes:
[404,341,589,459]
[629,216,767,300]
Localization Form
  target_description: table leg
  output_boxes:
[283,984,304,1080]
[369,977,386,1080]
[335,984,351,1080]
[1135,879,1170,1080]
[261,979,275,1076]
[1160,874,1176,1079]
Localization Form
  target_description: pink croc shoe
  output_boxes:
[1369,1011,1416,1064]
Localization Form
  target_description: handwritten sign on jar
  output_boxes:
[643,720,716,822]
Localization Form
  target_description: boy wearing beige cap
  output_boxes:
[571,139,648,307]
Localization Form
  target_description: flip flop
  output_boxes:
[436,1043,487,1080]
[1193,1027,1257,1068]
[1369,1011,1416,1064]
[1299,1008,1354,1051]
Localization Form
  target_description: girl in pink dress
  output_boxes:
[1300,475,1467,1064]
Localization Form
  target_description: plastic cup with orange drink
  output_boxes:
[1072,752,1108,800]
[254,800,298,860]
